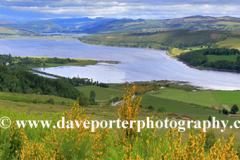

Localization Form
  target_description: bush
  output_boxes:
[157,107,166,112]
[147,105,154,111]
[223,108,229,114]
[205,130,216,151]
[47,98,54,105]
[165,84,170,87]
[78,94,88,106]
[231,104,239,114]
[32,99,38,104]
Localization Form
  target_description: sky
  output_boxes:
[0,0,240,21]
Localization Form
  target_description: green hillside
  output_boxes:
[81,30,227,50]
[5,21,64,33]
[76,85,124,101]
[81,16,240,33]
[150,88,220,107]
[0,26,34,35]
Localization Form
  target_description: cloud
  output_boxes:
[0,0,240,20]
[8,3,240,18]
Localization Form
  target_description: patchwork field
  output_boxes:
[140,94,222,115]
[213,91,240,106]
[150,88,220,107]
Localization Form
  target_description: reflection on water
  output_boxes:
[33,72,58,79]
[0,39,240,90]
[34,63,125,83]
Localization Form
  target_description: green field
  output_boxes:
[217,37,240,50]
[169,48,188,56]
[150,88,220,107]
[0,92,75,106]
[0,26,21,34]
[140,94,222,115]
[76,86,124,101]
[207,55,239,62]
[213,91,240,106]
[81,30,225,50]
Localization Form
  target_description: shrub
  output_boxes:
[147,105,154,111]
[47,98,54,105]
[32,99,38,104]
[231,104,239,114]
[157,107,166,112]
[205,130,216,151]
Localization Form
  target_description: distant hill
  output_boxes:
[1,15,240,34]
[6,21,64,33]
[80,30,229,50]
[0,26,34,35]
[49,17,115,30]
[0,20,16,25]
[160,15,240,31]
[81,15,240,33]
[82,19,167,33]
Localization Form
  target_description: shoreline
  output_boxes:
[81,40,240,74]
[1,37,240,91]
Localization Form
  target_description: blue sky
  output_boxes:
[0,0,240,21]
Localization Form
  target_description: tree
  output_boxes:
[78,94,88,106]
[89,91,96,105]
[223,108,229,115]
[147,105,154,111]
[231,104,239,114]
[90,91,96,99]
[204,130,216,151]
[208,115,212,122]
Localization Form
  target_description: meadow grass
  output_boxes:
[213,91,240,106]
[76,85,125,101]
[169,48,188,56]
[217,37,240,50]
[140,94,222,115]
[0,92,75,106]
[207,55,239,62]
[0,87,239,159]
[0,27,20,34]
[150,88,220,107]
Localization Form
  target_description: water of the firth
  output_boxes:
[0,39,240,90]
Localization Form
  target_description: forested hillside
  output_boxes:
[80,30,227,50]
[0,65,82,99]
[178,48,240,71]
[81,16,240,33]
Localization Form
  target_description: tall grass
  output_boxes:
[0,86,238,159]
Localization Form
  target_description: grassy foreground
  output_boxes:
[0,86,239,159]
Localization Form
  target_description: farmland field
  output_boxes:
[150,88,220,107]
[0,92,75,106]
[140,94,222,115]
[213,91,240,105]
[76,85,125,101]
[207,55,239,62]
[217,37,240,50]
[170,48,188,56]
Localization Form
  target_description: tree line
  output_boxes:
[178,48,240,71]
[0,65,83,100]
[0,54,78,70]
